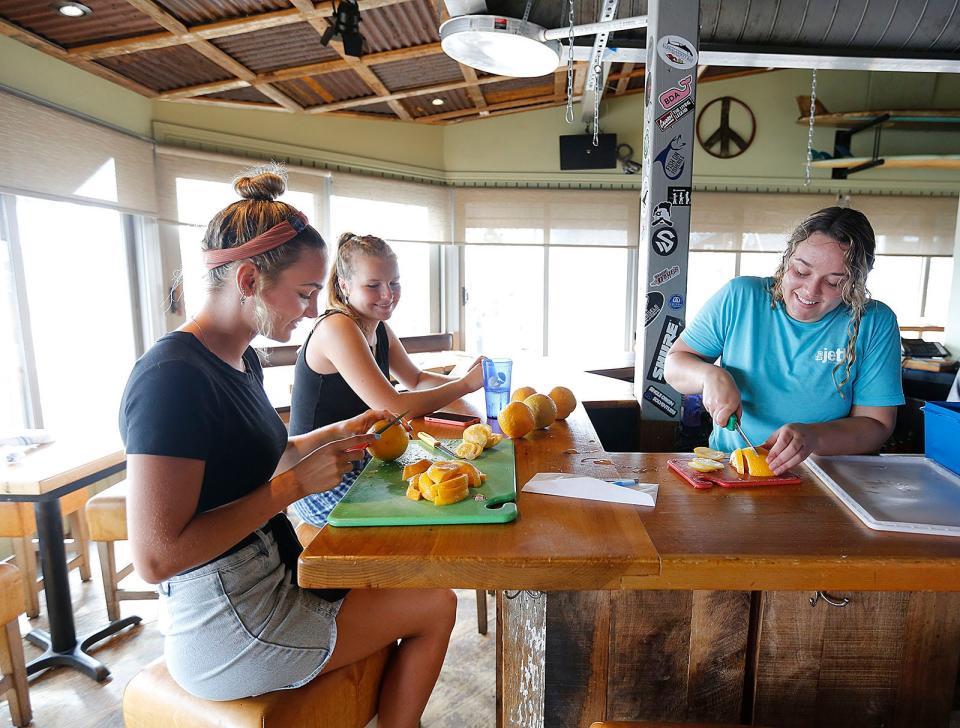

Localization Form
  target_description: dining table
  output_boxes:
[0,433,131,681]
[294,358,960,728]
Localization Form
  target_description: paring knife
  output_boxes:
[725,415,759,455]
[417,431,459,459]
[345,410,409,453]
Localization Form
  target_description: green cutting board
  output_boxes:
[327,438,518,527]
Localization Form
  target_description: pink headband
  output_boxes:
[203,211,310,271]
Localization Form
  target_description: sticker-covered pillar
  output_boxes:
[635,0,699,448]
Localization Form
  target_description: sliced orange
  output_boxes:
[689,458,724,473]
[401,458,431,480]
[730,448,774,477]
[693,446,726,461]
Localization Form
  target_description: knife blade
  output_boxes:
[417,431,459,459]
[725,415,759,455]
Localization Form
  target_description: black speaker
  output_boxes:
[559,133,618,170]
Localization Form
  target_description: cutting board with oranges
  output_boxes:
[668,456,802,489]
[327,438,517,527]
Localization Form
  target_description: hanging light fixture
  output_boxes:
[55,2,92,17]
[440,12,648,79]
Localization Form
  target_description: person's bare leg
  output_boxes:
[321,588,457,728]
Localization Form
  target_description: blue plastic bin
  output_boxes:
[924,401,960,476]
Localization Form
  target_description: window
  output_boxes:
[5,194,140,436]
[868,256,926,324]
[0,207,26,432]
[686,252,736,323]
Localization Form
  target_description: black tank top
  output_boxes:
[289,311,390,436]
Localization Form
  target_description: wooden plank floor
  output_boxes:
[0,543,495,728]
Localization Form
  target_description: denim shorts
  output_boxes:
[158,526,343,701]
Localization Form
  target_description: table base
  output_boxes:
[26,615,142,681]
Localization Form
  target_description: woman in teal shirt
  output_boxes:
[665,206,904,475]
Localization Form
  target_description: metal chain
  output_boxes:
[521,0,534,23]
[564,0,575,123]
[804,68,818,187]
[592,60,602,145]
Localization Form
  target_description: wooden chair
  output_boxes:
[123,646,393,728]
[84,480,157,622]
[0,488,91,618]
[0,563,32,727]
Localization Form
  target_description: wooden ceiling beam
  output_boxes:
[159,78,252,100]
[70,0,416,59]
[174,97,288,112]
[307,73,508,113]
[458,64,489,117]
[116,0,302,110]
[423,94,567,123]
[0,18,158,97]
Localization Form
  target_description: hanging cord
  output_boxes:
[564,0,576,123]
[804,68,818,187]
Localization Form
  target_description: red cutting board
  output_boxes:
[668,457,802,489]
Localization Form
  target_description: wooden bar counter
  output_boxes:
[297,367,960,728]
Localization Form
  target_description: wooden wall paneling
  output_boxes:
[497,590,546,728]
[606,590,693,721]
[544,591,611,728]
[892,591,960,726]
[686,590,751,722]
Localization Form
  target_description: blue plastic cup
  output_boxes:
[482,358,513,419]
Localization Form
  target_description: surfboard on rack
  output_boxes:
[795,96,960,131]
[811,155,960,170]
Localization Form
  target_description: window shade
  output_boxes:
[691,192,957,255]
[0,90,156,215]
[331,172,451,244]
[454,188,640,247]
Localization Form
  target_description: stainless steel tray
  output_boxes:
[806,455,960,537]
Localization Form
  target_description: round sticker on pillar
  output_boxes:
[657,35,698,70]
[669,294,684,309]
[652,226,677,256]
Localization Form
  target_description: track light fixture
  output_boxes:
[320,0,364,58]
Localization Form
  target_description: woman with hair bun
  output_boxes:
[289,232,485,529]
[665,206,904,475]
[120,166,456,725]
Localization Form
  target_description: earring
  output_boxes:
[239,293,248,306]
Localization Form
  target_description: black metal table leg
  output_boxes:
[27,499,140,681]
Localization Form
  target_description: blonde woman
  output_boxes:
[665,206,904,475]
[120,168,455,726]
[289,233,484,528]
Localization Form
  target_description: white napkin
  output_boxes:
[1,430,54,463]
[522,472,658,507]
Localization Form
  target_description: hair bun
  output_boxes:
[234,163,288,201]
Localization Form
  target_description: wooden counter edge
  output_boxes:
[620,554,960,592]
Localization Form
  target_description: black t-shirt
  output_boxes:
[119,331,288,515]
[289,311,390,436]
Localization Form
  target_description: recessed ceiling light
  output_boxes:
[431,98,445,106]
[55,2,92,17]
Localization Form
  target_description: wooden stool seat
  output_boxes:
[0,564,32,727]
[0,487,91,618]
[123,646,393,728]
[84,480,157,621]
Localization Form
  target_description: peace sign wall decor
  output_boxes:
[696,96,756,159]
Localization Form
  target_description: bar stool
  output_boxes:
[0,487,91,618]
[84,480,157,622]
[124,646,394,728]
[0,563,32,727]
[294,521,491,635]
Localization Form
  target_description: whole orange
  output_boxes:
[548,386,577,419]
[497,401,536,439]
[511,386,537,403]
[523,393,557,429]
[366,420,408,461]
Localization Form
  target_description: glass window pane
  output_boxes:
[548,248,628,358]
[686,252,737,323]
[739,252,782,279]
[868,255,925,325]
[924,256,954,327]
[330,195,433,336]
[16,196,136,436]
[464,246,543,357]
[0,220,26,432]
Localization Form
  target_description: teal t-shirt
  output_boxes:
[680,276,904,453]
